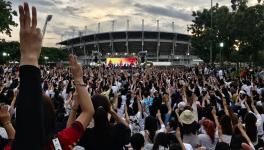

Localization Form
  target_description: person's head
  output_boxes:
[230,134,244,150]
[166,120,178,133]
[244,112,257,142]
[215,142,230,150]
[130,133,145,150]
[152,132,169,150]
[179,109,198,135]
[144,116,158,143]
[91,94,111,130]
[219,115,233,135]
[201,119,215,143]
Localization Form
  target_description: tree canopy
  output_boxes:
[0,0,17,37]
[0,41,68,64]
[188,0,264,65]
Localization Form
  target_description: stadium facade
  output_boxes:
[58,21,200,66]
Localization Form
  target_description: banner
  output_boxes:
[106,57,137,65]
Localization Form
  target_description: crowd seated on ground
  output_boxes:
[1,2,264,150]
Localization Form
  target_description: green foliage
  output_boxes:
[40,47,69,63]
[0,0,17,37]
[188,1,264,65]
[0,41,68,64]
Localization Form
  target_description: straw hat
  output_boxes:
[179,110,195,125]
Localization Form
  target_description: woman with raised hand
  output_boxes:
[6,3,94,149]
[78,94,131,150]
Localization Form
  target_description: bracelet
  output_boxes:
[3,121,11,127]
[71,107,78,112]
[73,81,86,87]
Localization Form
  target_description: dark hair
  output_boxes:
[168,120,178,131]
[215,142,230,150]
[130,133,145,150]
[152,132,169,150]
[230,134,244,150]
[42,94,56,144]
[91,94,111,130]
[169,143,183,150]
[256,105,264,114]
[244,112,257,142]
[219,115,233,135]
[144,116,158,143]
[0,136,9,150]
[182,122,199,135]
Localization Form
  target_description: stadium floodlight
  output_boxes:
[42,15,53,39]
[44,56,49,60]
[220,42,224,48]
[124,53,128,56]
[219,42,224,65]
[2,52,7,57]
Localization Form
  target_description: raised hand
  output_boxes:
[156,109,161,119]
[19,3,42,67]
[71,92,79,110]
[69,54,83,83]
[0,105,11,125]
[211,106,216,116]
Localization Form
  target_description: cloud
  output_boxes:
[134,3,193,21]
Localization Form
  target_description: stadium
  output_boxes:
[58,21,201,66]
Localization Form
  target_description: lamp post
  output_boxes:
[42,15,53,39]
[219,42,224,66]
[44,56,49,64]
[2,52,9,63]
[210,0,213,65]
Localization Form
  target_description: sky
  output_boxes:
[0,0,258,47]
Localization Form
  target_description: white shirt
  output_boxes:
[0,127,8,139]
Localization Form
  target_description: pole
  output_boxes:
[126,19,129,53]
[172,22,175,32]
[142,19,144,52]
[210,0,213,65]
[97,23,100,33]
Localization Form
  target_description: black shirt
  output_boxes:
[78,123,131,150]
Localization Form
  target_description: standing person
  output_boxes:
[5,3,94,149]
[78,94,131,150]
[179,109,200,148]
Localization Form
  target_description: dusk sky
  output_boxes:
[0,0,258,47]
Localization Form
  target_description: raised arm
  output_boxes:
[14,3,45,149]
[109,106,129,127]
[0,105,15,140]
[70,55,94,130]
[211,107,222,142]
[66,92,79,128]
[222,98,230,116]
[238,121,255,150]
[176,127,186,150]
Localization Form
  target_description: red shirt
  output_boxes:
[5,121,84,150]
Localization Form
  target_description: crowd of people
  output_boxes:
[1,2,264,150]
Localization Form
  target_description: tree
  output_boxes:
[0,41,20,64]
[188,1,264,65]
[0,41,68,64]
[188,5,233,63]
[0,0,17,37]
[40,47,69,63]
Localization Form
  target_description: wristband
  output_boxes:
[73,81,86,87]
[3,121,11,127]
[71,107,78,112]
